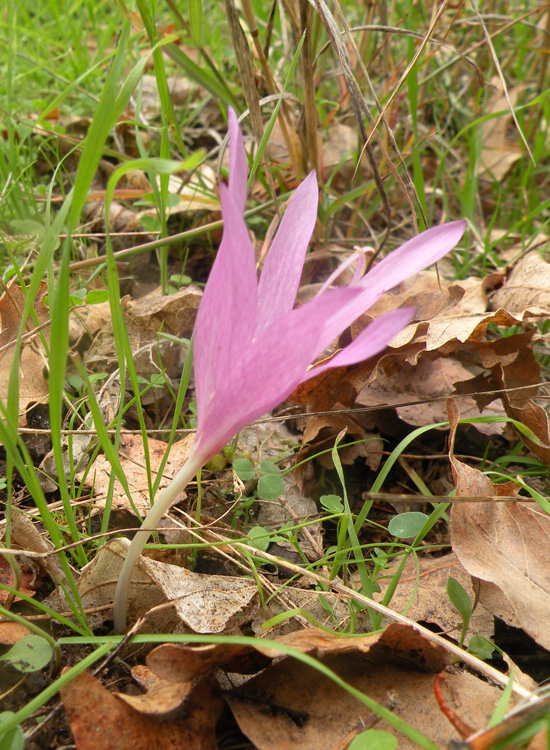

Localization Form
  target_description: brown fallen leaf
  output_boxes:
[179,625,500,750]
[448,400,550,651]
[78,433,195,513]
[0,281,50,428]
[299,413,383,470]
[84,286,200,386]
[363,271,487,321]
[146,625,526,748]
[10,508,66,587]
[390,306,547,352]
[490,252,550,312]
[142,554,258,633]
[147,642,275,683]
[478,77,523,181]
[123,285,202,338]
[373,552,494,644]
[117,664,193,717]
[479,332,550,464]
[0,622,32,645]
[149,624,452,678]
[356,354,506,434]
[0,554,44,604]
[78,537,258,633]
[227,658,508,750]
[61,669,222,750]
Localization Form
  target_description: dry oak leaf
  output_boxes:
[356,354,506,435]
[479,332,550,464]
[490,252,550,312]
[78,537,258,633]
[389,307,547,352]
[84,287,199,381]
[478,77,523,181]
[289,274,488,414]
[179,625,501,750]
[364,271,487,321]
[373,552,494,644]
[61,669,222,750]
[77,433,195,513]
[448,400,550,650]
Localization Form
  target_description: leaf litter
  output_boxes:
[7,15,550,750]
[43,233,550,746]
[7,161,550,750]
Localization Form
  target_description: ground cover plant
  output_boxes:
[2,1,550,748]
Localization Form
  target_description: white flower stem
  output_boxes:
[113,451,205,633]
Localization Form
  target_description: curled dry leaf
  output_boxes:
[147,642,275,684]
[61,669,222,750]
[10,508,66,587]
[0,554,45,604]
[448,400,550,650]
[390,306,547,352]
[148,624,451,680]
[477,332,550,464]
[147,624,507,750]
[364,271,487,321]
[116,664,193,717]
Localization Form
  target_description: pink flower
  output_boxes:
[192,109,465,462]
[113,109,465,632]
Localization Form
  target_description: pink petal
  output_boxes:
[359,220,466,293]
[256,171,318,333]
[317,247,367,295]
[227,108,248,213]
[194,286,360,459]
[317,220,466,351]
[300,307,415,381]
[193,183,258,419]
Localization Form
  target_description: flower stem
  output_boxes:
[113,451,204,633]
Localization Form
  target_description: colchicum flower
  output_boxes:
[113,110,466,632]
